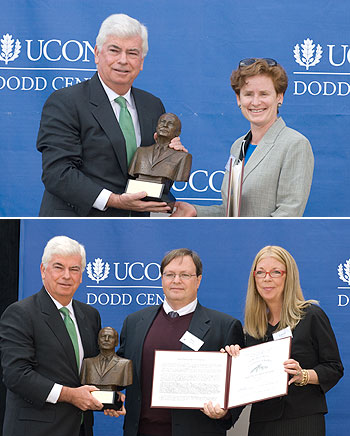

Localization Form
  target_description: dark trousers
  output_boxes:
[248,413,325,436]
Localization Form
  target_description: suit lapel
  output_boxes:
[151,148,174,168]
[38,288,80,379]
[243,117,286,181]
[133,87,159,147]
[73,300,93,359]
[181,303,210,350]
[88,74,128,178]
[103,355,119,376]
[243,140,275,181]
[92,357,105,378]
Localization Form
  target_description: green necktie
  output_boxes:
[59,307,80,370]
[115,96,137,165]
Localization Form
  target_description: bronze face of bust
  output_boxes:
[155,113,182,146]
[80,327,132,391]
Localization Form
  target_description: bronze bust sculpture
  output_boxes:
[126,113,192,206]
[81,327,132,408]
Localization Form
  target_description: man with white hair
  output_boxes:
[0,236,124,436]
[37,14,183,217]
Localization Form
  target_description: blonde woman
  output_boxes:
[206,246,343,436]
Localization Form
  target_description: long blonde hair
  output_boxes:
[244,246,317,339]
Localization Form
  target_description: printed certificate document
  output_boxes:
[151,337,291,409]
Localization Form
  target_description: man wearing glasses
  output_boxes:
[115,248,244,436]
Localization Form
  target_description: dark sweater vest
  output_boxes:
[139,308,194,436]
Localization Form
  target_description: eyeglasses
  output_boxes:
[162,273,197,281]
[239,58,278,67]
[253,269,286,279]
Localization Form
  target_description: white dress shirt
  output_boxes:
[163,298,198,316]
[93,74,142,211]
[45,290,84,404]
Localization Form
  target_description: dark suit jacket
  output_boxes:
[246,304,343,423]
[128,145,192,181]
[117,302,244,436]
[0,288,101,436]
[37,73,165,217]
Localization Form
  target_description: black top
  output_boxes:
[245,304,343,422]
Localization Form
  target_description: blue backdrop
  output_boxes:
[1,0,350,216]
[18,219,349,435]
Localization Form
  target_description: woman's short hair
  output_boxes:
[96,13,148,57]
[160,248,202,276]
[41,236,86,271]
[230,59,288,96]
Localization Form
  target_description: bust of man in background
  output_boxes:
[81,327,132,390]
[128,113,192,184]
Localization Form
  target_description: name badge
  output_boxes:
[273,326,293,340]
[180,331,204,351]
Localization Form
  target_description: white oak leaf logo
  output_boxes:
[87,258,110,284]
[0,33,21,65]
[294,38,322,70]
[338,259,350,285]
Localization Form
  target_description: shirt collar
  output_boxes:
[163,298,198,316]
[45,289,74,316]
[97,73,133,107]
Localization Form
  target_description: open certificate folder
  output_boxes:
[151,337,291,410]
